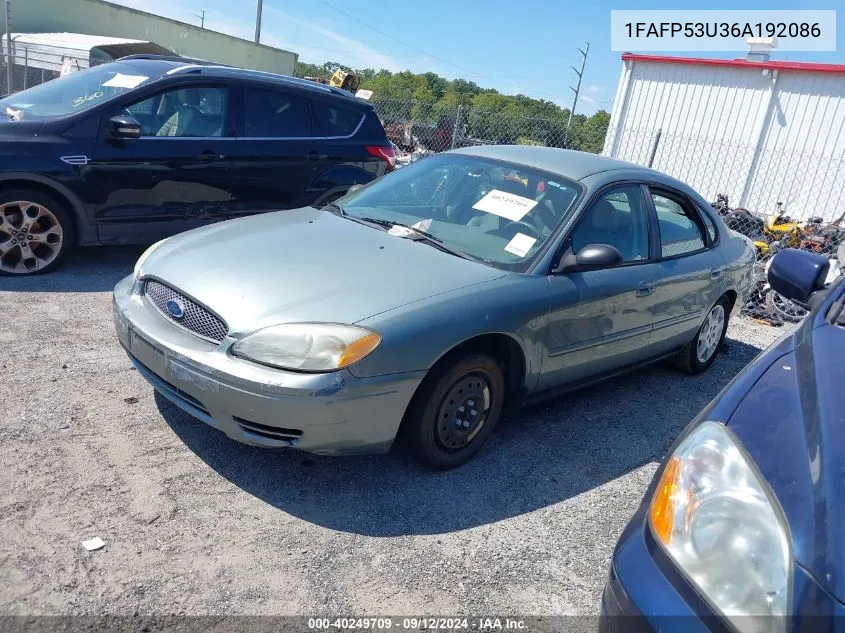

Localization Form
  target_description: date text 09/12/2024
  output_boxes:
[307,618,527,630]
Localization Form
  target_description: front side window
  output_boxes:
[245,88,312,137]
[125,86,228,137]
[570,185,650,263]
[651,191,707,257]
[336,153,581,272]
[0,61,156,121]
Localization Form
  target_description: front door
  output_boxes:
[539,184,659,391]
[86,84,236,244]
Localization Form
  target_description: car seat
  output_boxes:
[573,200,633,259]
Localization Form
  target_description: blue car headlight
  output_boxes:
[649,422,792,633]
[232,323,382,372]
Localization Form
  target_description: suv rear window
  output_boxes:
[316,101,364,137]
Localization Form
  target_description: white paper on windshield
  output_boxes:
[504,232,537,257]
[411,218,432,231]
[355,89,373,100]
[472,189,537,222]
[102,73,149,89]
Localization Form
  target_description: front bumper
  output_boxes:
[113,274,425,455]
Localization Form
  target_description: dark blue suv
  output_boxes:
[0,55,394,275]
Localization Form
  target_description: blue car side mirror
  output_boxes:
[768,248,830,309]
[554,244,622,274]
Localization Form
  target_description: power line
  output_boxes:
[318,0,572,103]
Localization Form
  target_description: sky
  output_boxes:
[108,0,845,115]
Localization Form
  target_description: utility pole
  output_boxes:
[566,42,589,129]
[4,0,12,96]
[194,9,205,28]
[254,0,263,44]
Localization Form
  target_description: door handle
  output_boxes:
[196,150,224,161]
[306,151,328,161]
[710,267,723,280]
[636,282,655,297]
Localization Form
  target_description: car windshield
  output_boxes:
[336,153,581,272]
[0,62,156,121]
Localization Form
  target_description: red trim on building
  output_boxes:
[621,53,845,75]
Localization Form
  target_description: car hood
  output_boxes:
[140,207,506,335]
[727,320,845,602]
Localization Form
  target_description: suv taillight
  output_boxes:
[366,145,396,171]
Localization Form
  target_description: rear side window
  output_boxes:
[244,87,312,137]
[700,208,718,244]
[650,191,707,257]
[316,101,364,137]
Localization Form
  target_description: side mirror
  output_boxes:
[347,183,364,194]
[554,243,622,274]
[767,248,830,309]
[109,115,141,139]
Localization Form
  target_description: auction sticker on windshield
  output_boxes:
[473,189,538,222]
[504,232,537,257]
[102,73,148,89]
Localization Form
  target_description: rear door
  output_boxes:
[646,186,724,355]
[539,183,660,390]
[88,83,237,244]
[308,98,389,204]
[228,83,318,214]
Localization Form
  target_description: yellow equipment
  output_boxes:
[304,69,360,94]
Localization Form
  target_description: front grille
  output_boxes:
[144,280,228,343]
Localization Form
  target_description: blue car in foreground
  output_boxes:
[602,248,845,633]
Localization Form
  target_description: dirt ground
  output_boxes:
[0,246,785,617]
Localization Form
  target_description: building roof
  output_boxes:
[621,53,845,75]
[2,33,171,58]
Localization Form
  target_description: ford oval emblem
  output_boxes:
[165,298,186,319]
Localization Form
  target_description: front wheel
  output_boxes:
[672,297,730,374]
[405,353,505,469]
[0,190,75,276]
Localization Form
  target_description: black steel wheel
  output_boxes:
[405,353,505,469]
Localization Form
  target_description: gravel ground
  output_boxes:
[0,247,786,618]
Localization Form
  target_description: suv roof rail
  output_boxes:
[117,54,227,66]
[166,64,361,100]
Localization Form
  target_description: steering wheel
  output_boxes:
[501,220,541,239]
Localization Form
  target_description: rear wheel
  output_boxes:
[672,296,730,374]
[406,353,505,469]
[0,190,75,276]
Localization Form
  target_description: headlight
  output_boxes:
[649,422,792,633]
[133,239,167,279]
[231,323,381,372]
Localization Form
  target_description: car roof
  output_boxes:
[113,56,368,105]
[450,145,661,182]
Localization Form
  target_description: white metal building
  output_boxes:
[603,53,845,221]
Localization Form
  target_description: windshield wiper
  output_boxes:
[358,217,473,261]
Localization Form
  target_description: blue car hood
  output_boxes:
[140,207,506,335]
[727,320,845,602]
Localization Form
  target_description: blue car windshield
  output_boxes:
[0,62,155,121]
[337,153,581,272]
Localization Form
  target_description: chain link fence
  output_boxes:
[6,58,844,325]
[0,46,105,96]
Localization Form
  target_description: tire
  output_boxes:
[672,296,730,375]
[405,353,505,469]
[315,190,347,209]
[0,189,75,276]
[765,289,808,323]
